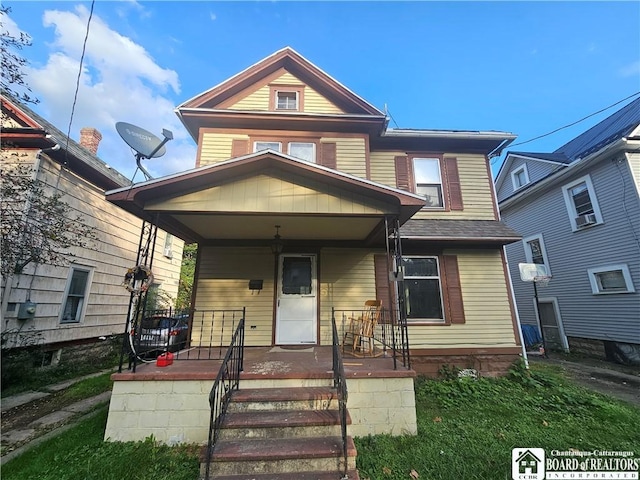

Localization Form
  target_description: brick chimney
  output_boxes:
[79,127,102,155]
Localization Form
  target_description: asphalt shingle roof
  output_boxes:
[400,219,521,243]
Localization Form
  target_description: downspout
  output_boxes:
[502,247,529,369]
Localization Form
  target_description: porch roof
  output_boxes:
[400,219,521,246]
[106,150,426,244]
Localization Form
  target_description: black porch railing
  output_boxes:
[331,310,349,479]
[120,308,246,370]
[334,307,410,369]
[204,313,245,480]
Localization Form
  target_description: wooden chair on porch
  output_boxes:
[343,300,382,357]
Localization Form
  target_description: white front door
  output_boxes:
[275,254,317,345]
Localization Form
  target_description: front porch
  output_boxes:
[105,345,417,445]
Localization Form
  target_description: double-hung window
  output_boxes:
[511,164,529,190]
[254,141,316,163]
[523,233,551,275]
[276,91,298,110]
[587,264,635,294]
[561,175,603,231]
[60,266,92,323]
[402,256,444,322]
[413,158,443,208]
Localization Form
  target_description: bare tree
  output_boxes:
[1,6,38,105]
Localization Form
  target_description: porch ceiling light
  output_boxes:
[270,225,283,254]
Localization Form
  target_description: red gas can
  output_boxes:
[156,352,174,367]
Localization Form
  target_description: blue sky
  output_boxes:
[4,1,640,180]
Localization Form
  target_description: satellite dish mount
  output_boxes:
[116,122,173,181]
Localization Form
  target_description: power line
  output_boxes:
[491,91,640,165]
[62,0,95,167]
[509,91,640,149]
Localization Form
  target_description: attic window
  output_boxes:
[276,91,297,110]
[511,164,529,190]
[270,85,304,111]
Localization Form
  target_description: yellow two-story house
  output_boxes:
[107,47,522,377]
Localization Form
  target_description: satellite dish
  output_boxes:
[116,122,171,158]
[116,122,173,181]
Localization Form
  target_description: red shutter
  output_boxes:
[231,139,249,158]
[442,255,465,324]
[395,155,412,192]
[444,157,463,210]
[319,142,337,169]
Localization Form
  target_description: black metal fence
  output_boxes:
[121,308,246,370]
[334,307,410,369]
[205,315,245,480]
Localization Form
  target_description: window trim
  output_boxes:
[511,164,530,191]
[522,233,552,276]
[561,175,603,231]
[409,155,446,210]
[59,265,93,324]
[587,264,635,295]
[402,255,446,324]
[269,85,305,111]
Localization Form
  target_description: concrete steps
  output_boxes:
[200,385,358,479]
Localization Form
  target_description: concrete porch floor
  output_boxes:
[113,346,414,382]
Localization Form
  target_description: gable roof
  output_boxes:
[178,47,384,116]
[1,96,131,190]
[496,96,640,199]
[106,149,426,242]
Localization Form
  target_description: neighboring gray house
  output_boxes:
[495,98,640,362]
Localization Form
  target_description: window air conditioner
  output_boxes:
[163,246,173,258]
[575,213,597,227]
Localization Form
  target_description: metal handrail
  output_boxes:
[204,311,245,480]
[331,309,349,479]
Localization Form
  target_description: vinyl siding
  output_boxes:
[228,72,344,114]
[497,157,563,201]
[199,133,250,166]
[319,248,378,344]
[407,250,518,349]
[194,247,275,346]
[147,173,388,215]
[628,152,640,195]
[193,247,378,347]
[370,150,404,187]
[322,137,367,178]
[2,155,183,346]
[503,157,640,344]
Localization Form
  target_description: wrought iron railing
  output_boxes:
[204,312,245,480]
[120,308,245,369]
[331,310,349,479]
[335,307,410,369]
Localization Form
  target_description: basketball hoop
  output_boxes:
[533,275,551,288]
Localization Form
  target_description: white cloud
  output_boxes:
[22,5,195,179]
[618,60,640,78]
[210,12,217,21]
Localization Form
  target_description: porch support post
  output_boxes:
[390,216,410,369]
[118,216,159,373]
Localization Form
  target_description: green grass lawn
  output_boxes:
[3,362,639,480]
[355,362,640,480]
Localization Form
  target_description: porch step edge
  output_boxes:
[223,409,350,429]
[200,436,357,463]
[231,386,337,403]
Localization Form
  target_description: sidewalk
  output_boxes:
[1,369,114,465]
